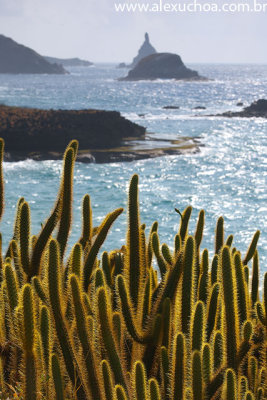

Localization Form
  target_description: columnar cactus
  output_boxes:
[0,139,265,400]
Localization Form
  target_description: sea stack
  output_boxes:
[120,53,206,81]
[130,32,157,68]
[0,34,67,74]
[117,32,157,69]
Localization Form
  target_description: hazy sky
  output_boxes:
[0,0,266,63]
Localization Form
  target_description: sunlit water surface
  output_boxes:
[0,64,266,280]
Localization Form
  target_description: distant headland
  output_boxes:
[0,34,93,74]
[43,56,93,68]
[0,34,67,74]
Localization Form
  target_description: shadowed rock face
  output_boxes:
[43,56,93,67]
[120,53,206,81]
[0,34,66,74]
[0,105,146,154]
[244,99,267,114]
[129,32,157,68]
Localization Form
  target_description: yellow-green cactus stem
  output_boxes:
[83,208,123,292]
[171,332,186,400]
[181,235,195,334]
[133,361,147,400]
[243,230,260,265]
[223,369,237,400]
[192,351,203,400]
[51,353,64,400]
[215,216,224,255]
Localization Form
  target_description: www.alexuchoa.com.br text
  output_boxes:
[114,0,267,13]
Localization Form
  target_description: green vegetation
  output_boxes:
[0,138,265,399]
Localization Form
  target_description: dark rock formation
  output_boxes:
[213,99,267,118]
[117,63,127,69]
[193,106,206,110]
[117,33,157,69]
[163,106,180,110]
[236,102,244,107]
[44,56,93,67]
[0,105,200,163]
[129,33,157,68]
[120,53,206,81]
[0,34,67,74]
[0,105,146,155]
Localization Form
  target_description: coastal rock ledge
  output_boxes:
[0,105,146,162]
[120,53,207,81]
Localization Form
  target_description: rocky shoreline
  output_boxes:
[4,142,199,163]
[0,105,199,163]
[210,99,267,118]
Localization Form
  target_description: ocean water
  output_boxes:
[0,64,266,279]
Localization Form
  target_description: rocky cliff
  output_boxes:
[0,34,66,74]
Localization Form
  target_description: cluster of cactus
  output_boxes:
[0,138,266,400]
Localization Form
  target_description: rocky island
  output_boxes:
[212,99,267,118]
[43,56,93,67]
[120,53,206,81]
[0,34,66,74]
[0,105,199,163]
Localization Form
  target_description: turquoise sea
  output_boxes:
[0,64,266,278]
